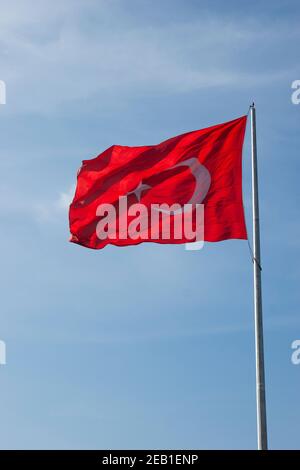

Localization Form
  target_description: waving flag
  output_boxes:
[69,115,247,249]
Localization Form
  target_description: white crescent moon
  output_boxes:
[156,157,211,214]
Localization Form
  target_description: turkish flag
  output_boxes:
[69,116,248,249]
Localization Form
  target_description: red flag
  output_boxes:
[69,116,247,249]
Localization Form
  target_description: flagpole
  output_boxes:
[250,103,268,450]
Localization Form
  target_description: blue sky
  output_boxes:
[0,0,299,449]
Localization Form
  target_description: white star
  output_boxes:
[127,181,151,202]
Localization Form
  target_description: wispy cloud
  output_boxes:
[57,184,75,210]
[0,183,74,223]
[0,1,298,115]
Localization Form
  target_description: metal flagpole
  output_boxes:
[250,103,268,450]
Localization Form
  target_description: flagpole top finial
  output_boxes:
[250,102,255,108]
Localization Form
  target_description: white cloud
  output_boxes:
[0,182,75,223]
[33,184,75,222]
[57,184,76,210]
